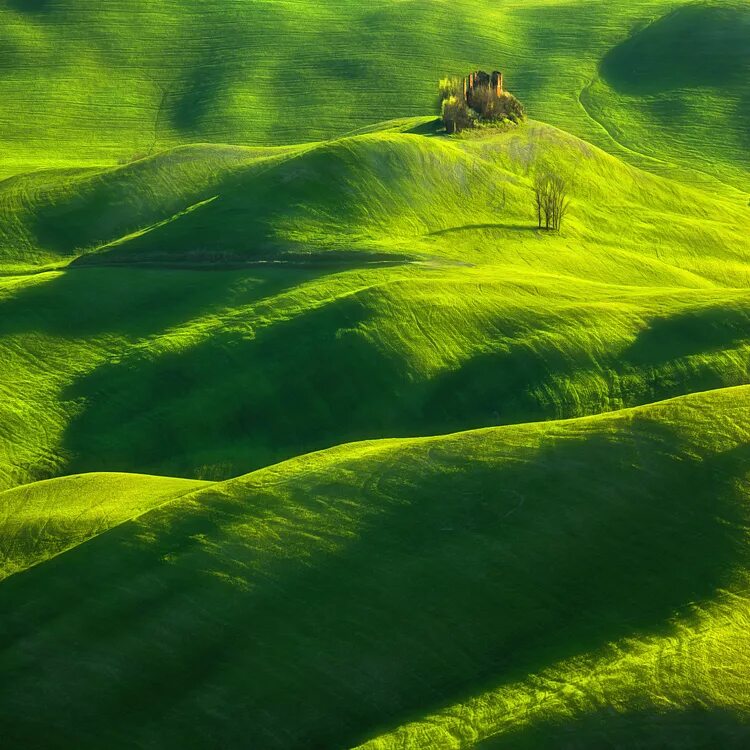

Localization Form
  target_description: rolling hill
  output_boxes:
[0,471,210,579]
[0,120,748,490]
[0,0,749,748]
[1,388,750,749]
[0,0,747,192]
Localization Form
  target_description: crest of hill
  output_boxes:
[0,386,749,748]
[2,121,747,285]
[0,472,211,579]
[0,1,747,191]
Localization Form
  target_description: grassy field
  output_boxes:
[0,472,210,579]
[0,0,748,191]
[0,0,749,747]
[2,389,750,748]
[0,121,748,488]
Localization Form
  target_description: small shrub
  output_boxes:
[500,92,525,123]
[441,96,474,134]
[438,76,463,102]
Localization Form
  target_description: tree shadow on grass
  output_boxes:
[478,706,750,749]
[404,118,443,136]
[0,416,747,748]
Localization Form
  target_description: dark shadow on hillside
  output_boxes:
[0,418,747,749]
[40,140,370,264]
[169,52,232,133]
[600,5,750,95]
[26,156,252,259]
[425,304,750,439]
[624,303,750,366]
[58,295,578,481]
[166,15,293,136]
[404,118,443,136]
[317,55,372,82]
[0,267,323,339]
[424,347,561,431]
[6,0,52,12]
[737,94,750,165]
[478,705,750,749]
[56,294,750,481]
[60,293,412,478]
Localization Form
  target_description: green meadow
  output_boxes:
[0,0,749,747]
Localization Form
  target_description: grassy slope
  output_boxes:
[0,387,749,749]
[589,1,750,192]
[0,1,749,747]
[0,121,748,489]
[0,0,747,192]
[3,119,748,273]
[0,472,211,579]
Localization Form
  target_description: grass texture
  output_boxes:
[1,388,750,749]
[0,121,748,488]
[0,1,749,748]
[0,472,210,579]
[0,0,747,191]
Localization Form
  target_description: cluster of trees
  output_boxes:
[439,75,571,232]
[439,77,525,134]
[533,171,570,231]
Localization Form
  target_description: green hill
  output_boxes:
[0,472,210,579]
[593,1,750,190]
[3,119,747,273]
[0,120,748,489]
[0,0,748,191]
[1,388,749,749]
[0,1,749,747]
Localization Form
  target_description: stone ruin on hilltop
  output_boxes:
[463,70,504,107]
[439,69,524,133]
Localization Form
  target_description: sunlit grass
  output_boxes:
[0,1,749,747]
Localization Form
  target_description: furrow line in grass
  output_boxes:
[577,77,747,200]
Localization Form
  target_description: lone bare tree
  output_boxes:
[533,170,570,231]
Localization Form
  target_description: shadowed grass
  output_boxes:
[601,3,750,94]
[0,388,749,749]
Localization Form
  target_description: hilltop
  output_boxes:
[1,388,750,748]
[0,0,747,192]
